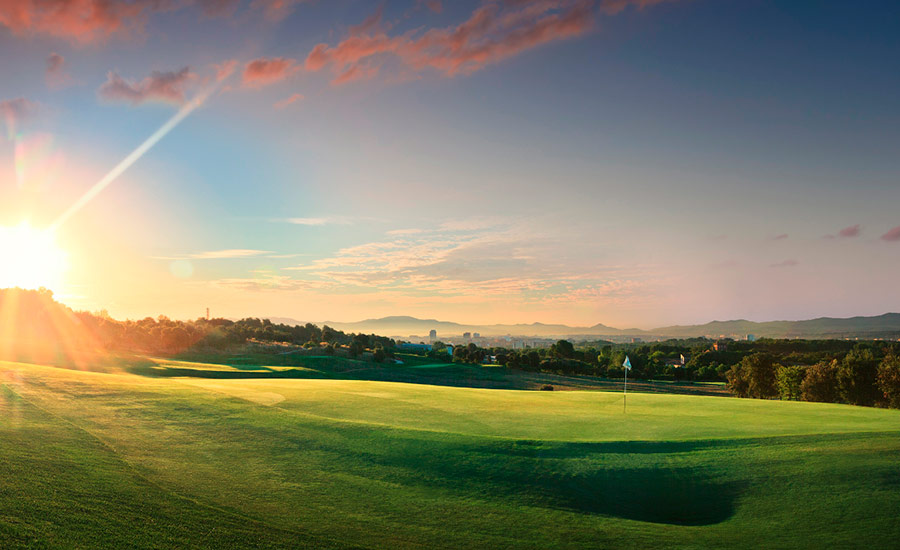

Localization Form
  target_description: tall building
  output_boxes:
[429,329,437,341]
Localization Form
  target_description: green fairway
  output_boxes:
[2,360,899,549]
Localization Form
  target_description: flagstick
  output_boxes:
[624,364,627,414]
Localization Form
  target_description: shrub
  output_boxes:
[540,384,554,391]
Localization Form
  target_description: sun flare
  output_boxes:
[0,223,67,291]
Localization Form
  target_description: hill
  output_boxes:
[284,313,900,340]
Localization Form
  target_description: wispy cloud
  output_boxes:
[98,67,194,106]
[0,1,311,43]
[825,224,862,239]
[274,93,304,109]
[277,216,355,226]
[881,226,900,242]
[770,259,799,268]
[279,220,653,306]
[839,224,861,238]
[304,0,597,85]
[0,97,40,137]
[598,0,679,16]
[45,52,74,89]
[155,249,272,260]
[242,57,299,88]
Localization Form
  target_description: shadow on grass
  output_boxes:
[357,435,744,526]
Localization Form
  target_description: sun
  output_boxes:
[0,223,67,291]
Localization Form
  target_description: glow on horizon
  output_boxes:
[0,223,67,290]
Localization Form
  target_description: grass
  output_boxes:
[2,358,899,549]
[131,352,732,396]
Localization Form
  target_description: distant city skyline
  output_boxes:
[1,0,899,327]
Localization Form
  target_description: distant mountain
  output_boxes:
[653,313,900,339]
[284,313,900,341]
[255,313,900,341]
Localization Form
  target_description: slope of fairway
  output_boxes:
[2,360,900,549]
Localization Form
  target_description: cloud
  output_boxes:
[249,0,307,22]
[242,57,299,88]
[45,52,74,88]
[881,226,900,242]
[838,224,861,238]
[274,93,304,109]
[770,259,799,268]
[279,216,354,226]
[770,234,788,241]
[0,0,147,43]
[598,0,678,15]
[304,0,597,85]
[98,67,194,106]
[0,1,313,43]
[0,98,40,137]
[155,249,272,260]
[281,220,652,306]
[198,0,240,17]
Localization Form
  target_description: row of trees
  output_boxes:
[726,348,900,407]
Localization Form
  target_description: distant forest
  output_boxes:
[2,287,898,409]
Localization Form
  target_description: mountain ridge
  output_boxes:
[265,313,900,340]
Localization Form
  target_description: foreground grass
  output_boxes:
[2,360,899,549]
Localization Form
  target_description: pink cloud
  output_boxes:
[771,233,788,241]
[881,226,900,242]
[274,93,304,109]
[242,57,299,88]
[0,97,40,137]
[0,0,307,43]
[770,259,799,268]
[598,0,678,16]
[45,52,74,89]
[249,0,306,22]
[305,0,597,85]
[838,224,861,238]
[0,0,146,43]
[98,68,194,106]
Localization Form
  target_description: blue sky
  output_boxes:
[1,0,899,327]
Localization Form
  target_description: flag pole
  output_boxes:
[624,362,627,413]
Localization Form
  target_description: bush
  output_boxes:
[801,360,839,403]
[540,384,554,391]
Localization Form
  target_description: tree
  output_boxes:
[837,347,880,406]
[551,340,575,359]
[775,365,804,400]
[726,364,750,398]
[373,347,386,363]
[801,360,839,403]
[727,353,777,399]
[877,353,900,409]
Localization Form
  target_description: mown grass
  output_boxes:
[2,360,899,549]
[134,352,731,396]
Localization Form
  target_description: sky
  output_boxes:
[0,0,899,329]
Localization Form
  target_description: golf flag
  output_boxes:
[623,356,632,371]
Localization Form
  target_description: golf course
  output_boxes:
[2,357,899,549]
